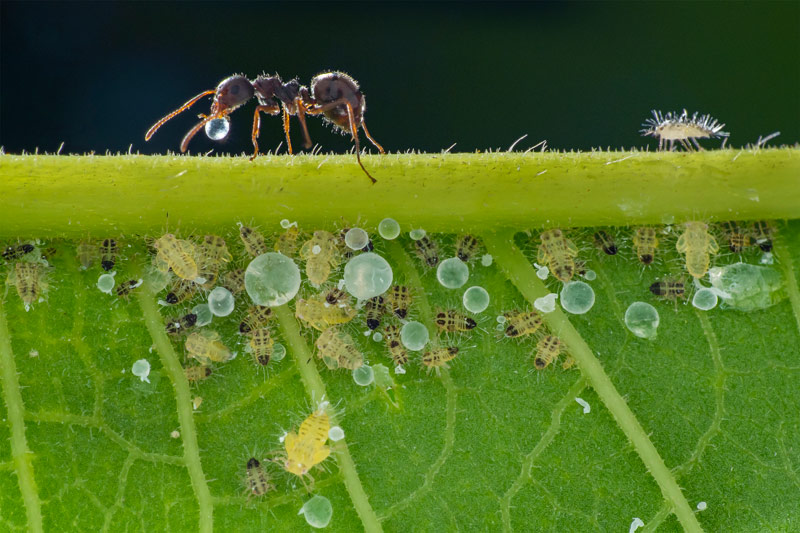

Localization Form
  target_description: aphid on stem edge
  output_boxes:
[640,109,728,151]
[537,229,578,282]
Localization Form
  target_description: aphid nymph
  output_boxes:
[640,109,729,151]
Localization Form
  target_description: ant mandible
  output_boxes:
[144,71,384,184]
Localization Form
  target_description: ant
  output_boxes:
[144,72,384,183]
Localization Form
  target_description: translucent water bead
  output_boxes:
[437,258,469,289]
[344,228,369,250]
[343,253,393,300]
[400,321,429,351]
[378,218,400,240]
[298,495,333,528]
[192,303,213,326]
[624,302,660,340]
[208,287,235,317]
[204,117,230,140]
[245,252,301,307]
[692,288,718,311]
[560,281,595,314]
[463,286,490,313]
[353,365,374,386]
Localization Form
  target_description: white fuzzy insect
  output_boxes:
[640,109,729,151]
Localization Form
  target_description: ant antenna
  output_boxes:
[145,89,215,141]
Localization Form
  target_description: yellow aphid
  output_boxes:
[455,234,481,262]
[185,331,233,363]
[414,235,439,267]
[422,346,459,372]
[76,241,98,269]
[154,234,198,280]
[435,309,477,332]
[239,225,267,257]
[239,305,273,335]
[385,285,412,319]
[503,310,543,338]
[676,221,719,278]
[534,335,562,369]
[632,227,659,265]
[221,268,246,295]
[296,296,356,331]
[537,229,579,282]
[165,278,196,305]
[245,457,274,497]
[561,356,576,370]
[201,235,232,264]
[9,262,45,311]
[315,328,363,370]
[282,408,331,481]
[299,231,340,286]
[383,325,409,366]
[364,295,385,330]
[248,328,274,366]
[184,365,212,382]
[275,226,301,257]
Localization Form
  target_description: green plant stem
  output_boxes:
[0,150,797,238]
[484,230,703,533]
[0,300,43,533]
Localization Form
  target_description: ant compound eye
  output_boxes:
[205,117,230,140]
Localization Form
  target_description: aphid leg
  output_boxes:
[679,138,693,152]
[690,137,704,151]
[250,104,281,161]
[361,120,385,154]
[294,97,313,150]
[145,89,215,141]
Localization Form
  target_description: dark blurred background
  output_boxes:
[1,1,798,155]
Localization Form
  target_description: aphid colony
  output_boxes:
[145,71,384,183]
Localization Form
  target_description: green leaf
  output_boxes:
[1,152,799,532]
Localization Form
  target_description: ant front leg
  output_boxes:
[250,104,281,161]
[294,97,313,150]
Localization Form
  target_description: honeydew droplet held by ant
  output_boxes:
[204,117,230,140]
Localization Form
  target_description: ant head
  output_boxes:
[212,75,255,114]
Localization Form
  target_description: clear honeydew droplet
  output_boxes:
[244,252,301,307]
[204,117,230,140]
[624,302,660,340]
[462,286,490,313]
[437,257,469,289]
[560,281,595,314]
[298,495,333,528]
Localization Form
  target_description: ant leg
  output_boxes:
[282,104,294,155]
[294,97,313,150]
[345,102,376,185]
[250,104,280,161]
[360,120,384,154]
[146,89,215,140]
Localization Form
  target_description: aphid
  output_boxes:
[99,238,118,271]
[115,279,143,298]
[383,325,409,366]
[435,309,477,332]
[275,225,301,257]
[533,335,562,370]
[414,235,439,267]
[537,229,579,282]
[300,71,385,184]
[76,241,98,269]
[281,407,331,483]
[184,365,212,382]
[561,356,576,370]
[166,313,198,336]
[221,268,246,295]
[2,243,35,261]
[165,278,197,305]
[239,225,267,257]
[640,109,729,151]
[751,220,773,252]
[455,234,481,262]
[324,287,350,307]
[144,74,313,159]
[422,346,459,372]
[632,227,659,265]
[296,297,356,331]
[245,457,274,497]
[503,310,543,338]
[385,285,412,319]
[676,221,719,278]
[364,296,385,330]
[40,247,58,262]
[239,305,273,335]
[9,262,44,311]
[722,221,753,253]
[248,328,274,366]
[299,231,340,286]
[201,234,232,264]
[185,331,233,363]
[593,230,618,255]
[154,234,198,280]
[315,328,363,370]
[649,278,686,301]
